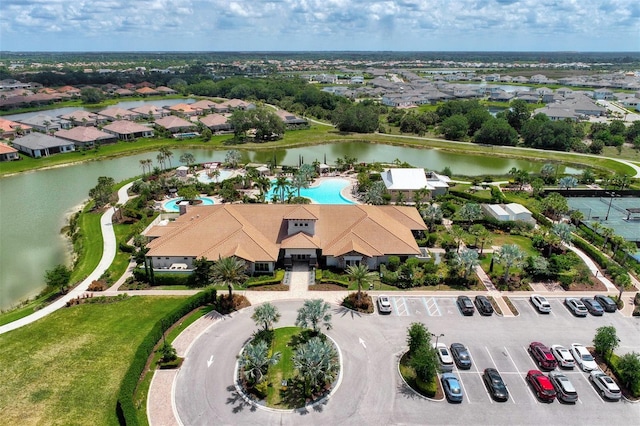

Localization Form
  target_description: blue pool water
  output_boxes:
[266,178,355,204]
[632,252,640,262]
[164,197,215,211]
[197,169,233,183]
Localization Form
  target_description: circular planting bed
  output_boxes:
[236,326,342,410]
[398,351,444,400]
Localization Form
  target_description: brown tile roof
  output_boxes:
[190,100,217,110]
[54,126,115,143]
[136,87,159,95]
[59,110,100,122]
[0,142,18,155]
[0,118,32,133]
[98,107,140,120]
[169,103,197,114]
[102,120,153,135]
[155,115,195,130]
[199,114,229,127]
[146,204,426,263]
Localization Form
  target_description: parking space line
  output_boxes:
[393,297,409,317]
[424,297,441,316]
[485,347,498,368]
[583,374,606,404]
[503,346,528,404]
[522,345,539,369]
[456,373,472,404]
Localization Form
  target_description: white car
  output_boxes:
[590,370,622,400]
[377,295,392,314]
[565,298,588,317]
[435,343,454,372]
[551,345,575,369]
[570,344,599,371]
[530,294,551,313]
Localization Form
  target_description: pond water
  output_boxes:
[0,141,581,309]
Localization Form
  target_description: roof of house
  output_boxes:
[199,114,229,127]
[168,103,198,114]
[102,120,153,135]
[136,87,159,94]
[0,118,32,133]
[59,110,100,121]
[485,204,509,217]
[98,107,140,120]
[505,203,531,215]
[190,100,217,110]
[0,142,18,155]
[130,105,167,115]
[54,126,115,143]
[155,115,195,130]
[17,114,63,127]
[11,133,74,150]
[145,204,426,262]
[381,168,431,191]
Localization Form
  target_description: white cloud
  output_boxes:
[1,0,638,51]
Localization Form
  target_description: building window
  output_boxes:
[255,262,269,272]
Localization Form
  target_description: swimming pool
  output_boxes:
[266,178,355,204]
[164,197,215,212]
[196,169,233,183]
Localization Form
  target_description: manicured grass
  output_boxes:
[69,208,104,284]
[0,296,187,425]
[0,294,53,326]
[266,326,303,408]
[488,234,537,256]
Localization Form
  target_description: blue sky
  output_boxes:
[2,0,639,52]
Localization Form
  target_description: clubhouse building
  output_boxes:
[144,204,427,274]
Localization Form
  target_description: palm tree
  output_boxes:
[421,203,443,232]
[292,171,309,197]
[292,336,339,397]
[156,152,165,170]
[551,222,573,248]
[363,181,386,205]
[395,191,405,206]
[413,187,429,210]
[253,175,271,202]
[450,225,465,253]
[457,248,480,281]
[239,340,281,387]
[140,159,148,176]
[225,149,242,168]
[251,302,281,332]
[601,226,614,250]
[458,202,483,225]
[495,244,525,285]
[477,227,493,256]
[558,176,578,190]
[295,299,332,334]
[468,224,486,248]
[211,256,247,298]
[346,263,375,304]
[159,147,173,168]
[208,168,221,183]
[273,175,289,204]
[590,221,601,243]
[180,152,196,167]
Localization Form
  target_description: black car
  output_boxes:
[456,295,475,316]
[581,298,604,316]
[450,343,472,370]
[483,368,509,402]
[594,295,617,313]
[475,295,494,316]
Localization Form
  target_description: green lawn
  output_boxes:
[69,208,104,284]
[0,296,187,426]
[266,326,302,408]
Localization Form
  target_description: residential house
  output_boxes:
[199,114,233,132]
[156,86,178,95]
[0,79,31,91]
[102,121,154,140]
[136,87,160,96]
[57,86,81,96]
[55,126,117,148]
[168,103,199,117]
[144,204,427,273]
[154,116,197,133]
[483,203,533,223]
[189,100,217,114]
[274,109,308,128]
[98,107,141,121]
[221,99,256,110]
[0,142,19,161]
[17,114,72,133]
[130,105,168,119]
[59,110,104,126]
[0,118,32,138]
[593,88,614,100]
[11,133,76,158]
[114,88,135,97]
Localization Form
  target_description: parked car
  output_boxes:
[450,343,472,370]
[377,295,392,314]
[483,368,509,402]
[441,373,464,403]
[549,371,579,403]
[530,294,551,313]
[565,297,588,317]
[570,343,599,372]
[529,342,558,370]
[475,295,494,316]
[550,345,575,369]
[594,295,617,313]
[526,370,557,402]
[435,343,454,372]
[590,370,622,400]
[581,297,604,316]
[456,295,475,316]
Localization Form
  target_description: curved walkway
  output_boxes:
[0,182,133,335]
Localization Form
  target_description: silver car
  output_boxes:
[549,371,578,403]
[531,294,551,313]
[590,370,622,400]
[565,297,588,317]
[551,345,575,369]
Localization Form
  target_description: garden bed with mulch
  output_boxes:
[309,283,348,291]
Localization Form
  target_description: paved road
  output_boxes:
[0,182,133,335]
[173,299,640,426]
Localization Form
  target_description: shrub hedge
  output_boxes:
[246,270,285,287]
[115,288,217,425]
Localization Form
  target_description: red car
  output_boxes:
[527,370,557,402]
[529,342,558,370]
